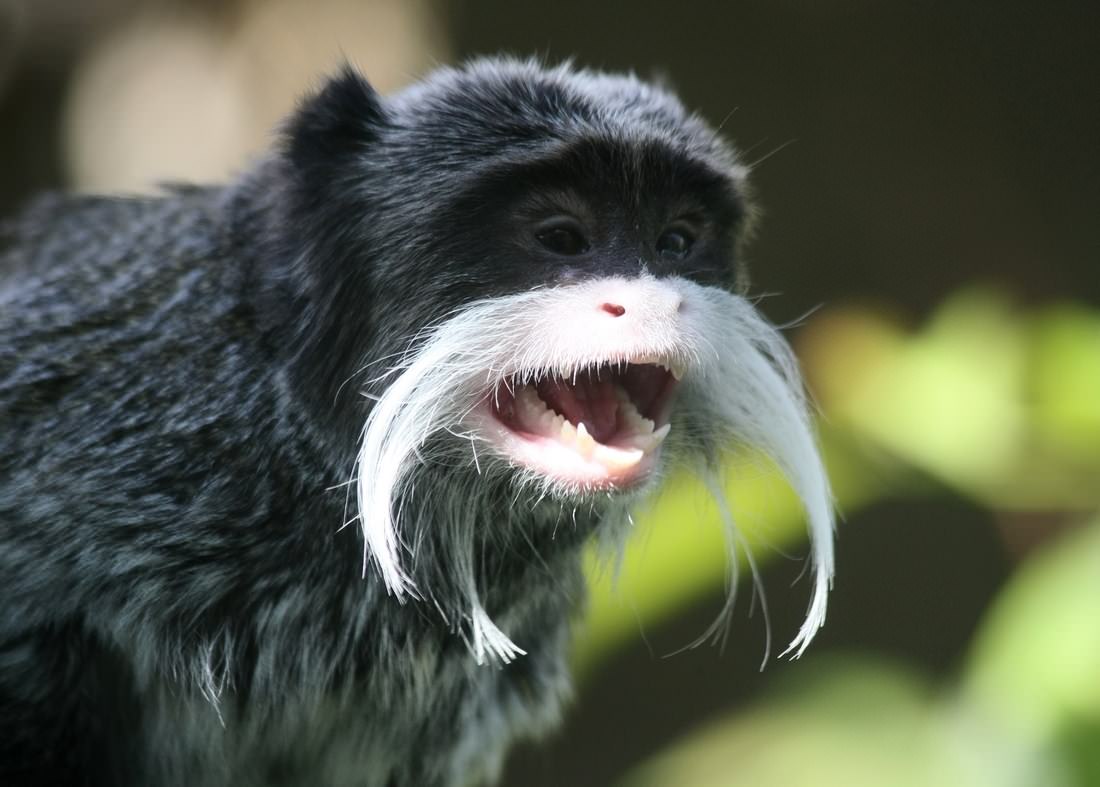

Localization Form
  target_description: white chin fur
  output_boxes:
[354,275,835,663]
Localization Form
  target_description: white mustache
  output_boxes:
[353,275,834,663]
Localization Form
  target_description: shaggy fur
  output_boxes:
[0,59,833,786]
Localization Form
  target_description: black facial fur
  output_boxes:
[0,59,757,786]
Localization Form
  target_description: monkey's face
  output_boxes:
[353,147,826,616]
[451,162,733,490]
[299,61,833,658]
[353,127,747,494]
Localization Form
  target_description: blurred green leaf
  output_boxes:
[1031,306,1100,463]
[804,290,1100,509]
[620,657,1065,787]
[1056,716,1100,787]
[816,290,1027,489]
[965,517,1100,741]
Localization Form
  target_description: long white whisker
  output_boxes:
[352,275,833,664]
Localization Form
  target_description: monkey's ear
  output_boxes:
[283,64,388,173]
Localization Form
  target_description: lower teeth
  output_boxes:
[511,383,669,464]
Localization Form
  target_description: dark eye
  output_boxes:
[656,227,695,260]
[535,221,589,256]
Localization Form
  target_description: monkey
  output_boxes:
[0,58,834,786]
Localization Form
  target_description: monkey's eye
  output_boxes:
[656,227,695,260]
[535,220,590,256]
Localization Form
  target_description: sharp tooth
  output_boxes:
[632,422,671,452]
[669,361,685,380]
[593,444,644,469]
[575,422,596,458]
[560,420,577,441]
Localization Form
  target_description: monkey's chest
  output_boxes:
[140,622,572,787]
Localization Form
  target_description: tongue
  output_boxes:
[536,374,621,443]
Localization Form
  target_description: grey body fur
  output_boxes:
[0,59,828,785]
[1,186,577,785]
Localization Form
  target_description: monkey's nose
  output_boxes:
[592,279,685,323]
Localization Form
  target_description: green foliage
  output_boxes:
[618,519,1100,786]
[620,657,1066,787]
[965,517,1100,753]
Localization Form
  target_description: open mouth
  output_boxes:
[482,359,682,488]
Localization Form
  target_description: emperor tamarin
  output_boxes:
[0,58,835,786]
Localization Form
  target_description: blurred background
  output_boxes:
[2,1,1098,784]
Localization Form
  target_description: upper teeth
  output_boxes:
[641,357,686,380]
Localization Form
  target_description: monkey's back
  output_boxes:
[0,189,289,784]
[0,188,275,559]
[1,188,243,455]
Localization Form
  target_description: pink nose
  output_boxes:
[600,302,626,317]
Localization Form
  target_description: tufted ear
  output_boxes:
[282,64,388,175]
